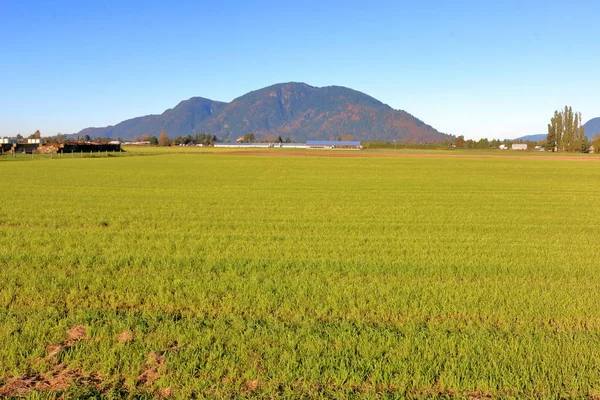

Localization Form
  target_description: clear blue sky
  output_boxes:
[1,0,599,139]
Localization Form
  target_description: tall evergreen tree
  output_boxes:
[546,106,586,152]
[546,113,558,151]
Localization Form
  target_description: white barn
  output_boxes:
[511,143,528,150]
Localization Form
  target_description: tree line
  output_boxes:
[546,106,588,152]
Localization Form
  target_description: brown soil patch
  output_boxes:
[136,351,165,387]
[215,150,600,162]
[117,330,134,343]
[245,379,260,391]
[41,325,88,363]
[45,344,63,361]
[466,389,494,399]
[0,365,102,397]
[65,325,88,344]
[0,325,93,397]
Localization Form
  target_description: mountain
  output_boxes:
[584,118,600,137]
[75,83,450,143]
[514,134,546,141]
[77,97,227,140]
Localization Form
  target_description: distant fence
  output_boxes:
[0,145,173,162]
[62,143,121,153]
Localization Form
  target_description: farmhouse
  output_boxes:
[306,140,362,149]
[511,143,528,150]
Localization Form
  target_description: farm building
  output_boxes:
[122,141,150,145]
[214,142,271,148]
[214,142,309,148]
[273,143,308,148]
[0,137,18,144]
[306,140,362,149]
[511,143,528,150]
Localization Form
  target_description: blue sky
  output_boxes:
[1,0,598,139]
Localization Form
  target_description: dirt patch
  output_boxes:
[0,365,102,397]
[0,326,183,397]
[158,386,173,398]
[0,325,94,397]
[117,331,134,343]
[65,325,88,344]
[39,325,89,363]
[466,389,494,399]
[136,351,165,387]
[45,344,63,361]
[245,379,260,391]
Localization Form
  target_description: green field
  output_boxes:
[1,153,600,398]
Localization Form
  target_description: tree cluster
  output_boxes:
[546,106,588,152]
[240,133,256,143]
[453,136,509,149]
[170,133,218,146]
[593,135,600,154]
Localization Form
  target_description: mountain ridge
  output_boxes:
[514,134,546,141]
[584,118,600,137]
[75,82,451,143]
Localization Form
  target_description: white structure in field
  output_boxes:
[27,138,41,144]
[511,143,528,150]
[214,142,309,148]
[499,144,507,150]
[1,137,18,144]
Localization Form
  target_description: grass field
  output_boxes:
[1,153,600,398]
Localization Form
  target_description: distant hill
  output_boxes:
[584,118,600,137]
[514,134,546,142]
[75,83,451,143]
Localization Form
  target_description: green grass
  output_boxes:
[1,154,600,398]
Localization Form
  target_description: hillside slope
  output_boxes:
[76,83,451,142]
[584,117,600,137]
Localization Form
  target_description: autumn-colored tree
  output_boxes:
[593,135,600,154]
[158,131,170,146]
[34,130,41,139]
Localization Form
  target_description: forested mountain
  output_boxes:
[76,83,451,143]
[584,117,600,137]
[514,134,546,141]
